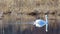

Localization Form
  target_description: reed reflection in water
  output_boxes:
[0,22,60,34]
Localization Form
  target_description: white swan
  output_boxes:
[33,15,48,32]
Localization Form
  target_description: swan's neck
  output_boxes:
[45,15,48,32]
[45,15,48,23]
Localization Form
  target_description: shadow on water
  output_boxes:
[0,23,60,34]
[22,25,60,34]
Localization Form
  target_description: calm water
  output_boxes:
[0,22,60,34]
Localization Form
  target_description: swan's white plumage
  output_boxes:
[33,15,48,32]
[33,19,46,27]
